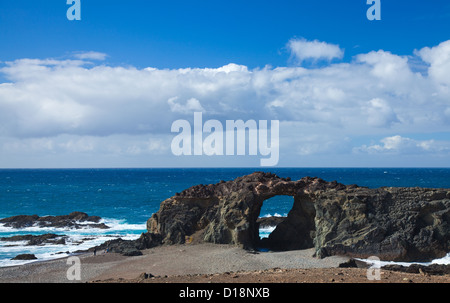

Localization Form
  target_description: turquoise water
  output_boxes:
[1,168,449,266]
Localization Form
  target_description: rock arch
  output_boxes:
[147,172,450,262]
[259,193,316,251]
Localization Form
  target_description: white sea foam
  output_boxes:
[259,226,276,239]
[0,218,146,268]
[261,213,286,218]
[0,240,28,247]
[356,252,450,267]
[430,252,450,265]
[0,218,146,234]
[100,218,146,232]
[0,232,143,268]
[258,214,284,238]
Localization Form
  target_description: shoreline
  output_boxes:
[0,243,449,283]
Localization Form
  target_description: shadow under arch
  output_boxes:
[256,193,316,251]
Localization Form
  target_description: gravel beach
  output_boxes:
[0,244,448,283]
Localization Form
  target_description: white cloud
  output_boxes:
[416,40,450,86]
[356,50,414,85]
[365,98,399,128]
[355,135,450,155]
[287,38,344,63]
[0,51,446,139]
[1,39,450,167]
[287,133,351,156]
[1,134,170,156]
[72,51,108,61]
[168,97,205,114]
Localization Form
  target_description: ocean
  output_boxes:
[1,168,449,267]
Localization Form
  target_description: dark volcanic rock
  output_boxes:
[257,216,286,228]
[338,259,359,268]
[0,215,39,229]
[0,234,67,246]
[0,212,109,230]
[147,172,450,262]
[11,254,37,260]
[91,232,162,256]
[382,264,450,276]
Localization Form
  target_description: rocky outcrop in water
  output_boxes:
[382,263,450,276]
[0,212,109,229]
[0,234,67,246]
[257,216,286,228]
[147,172,450,262]
[11,254,37,261]
[338,258,450,276]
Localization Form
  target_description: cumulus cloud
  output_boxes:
[356,50,414,85]
[168,97,205,114]
[287,38,344,64]
[1,39,450,166]
[365,98,399,128]
[2,49,445,140]
[355,135,450,155]
[416,40,450,86]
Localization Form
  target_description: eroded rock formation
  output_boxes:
[147,172,450,262]
[0,234,67,246]
[0,212,109,230]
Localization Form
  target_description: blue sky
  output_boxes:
[1,0,450,168]
[2,1,449,68]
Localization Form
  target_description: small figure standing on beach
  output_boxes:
[93,248,97,256]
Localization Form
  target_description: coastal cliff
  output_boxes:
[147,172,449,262]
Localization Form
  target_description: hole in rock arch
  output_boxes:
[256,194,316,251]
[258,195,294,248]
[257,195,293,239]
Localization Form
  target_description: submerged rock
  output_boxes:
[147,172,450,262]
[0,234,67,246]
[382,263,450,276]
[257,216,286,228]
